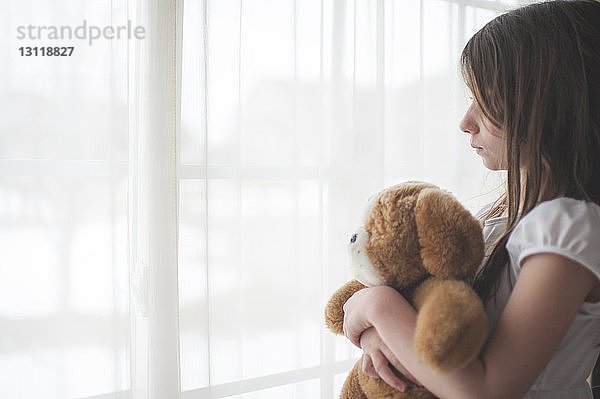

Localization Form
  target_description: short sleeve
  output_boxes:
[506,197,600,282]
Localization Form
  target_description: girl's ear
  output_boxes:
[414,188,485,279]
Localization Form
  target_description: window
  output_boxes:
[1,0,526,397]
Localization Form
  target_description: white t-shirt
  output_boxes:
[478,197,600,399]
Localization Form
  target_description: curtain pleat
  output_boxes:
[128,0,184,397]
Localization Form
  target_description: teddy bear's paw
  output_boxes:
[415,317,486,373]
[341,361,369,399]
[325,280,367,335]
[413,280,488,373]
[356,362,437,399]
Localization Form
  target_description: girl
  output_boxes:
[342,1,600,398]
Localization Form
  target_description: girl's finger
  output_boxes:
[370,350,407,392]
[362,354,378,378]
[342,315,364,347]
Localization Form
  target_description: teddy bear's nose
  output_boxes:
[350,233,357,243]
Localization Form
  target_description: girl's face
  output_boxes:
[459,102,507,170]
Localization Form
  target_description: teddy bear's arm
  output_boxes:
[412,277,488,374]
[324,280,367,335]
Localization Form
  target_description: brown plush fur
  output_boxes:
[324,181,487,399]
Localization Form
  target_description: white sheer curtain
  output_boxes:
[1,0,130,398]
[0,0,530,398]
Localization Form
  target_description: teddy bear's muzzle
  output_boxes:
[348,227,384,287]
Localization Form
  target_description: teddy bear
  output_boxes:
[324,181,488,399]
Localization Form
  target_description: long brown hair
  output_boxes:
[460,0,600,302]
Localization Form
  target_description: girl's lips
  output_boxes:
[471,144,483,153]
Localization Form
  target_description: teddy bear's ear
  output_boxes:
[414,188,485,279]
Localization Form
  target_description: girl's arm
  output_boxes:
[343,253,599,399]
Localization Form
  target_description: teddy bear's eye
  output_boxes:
[350,233,357,243]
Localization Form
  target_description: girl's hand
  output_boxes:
[342,287,377,347]
[360,327,423,392]
[342,285,398,347]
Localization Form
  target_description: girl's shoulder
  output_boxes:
[523,196,600,222]
[507,197,600,278]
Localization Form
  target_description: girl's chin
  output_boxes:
[481,158,505,171]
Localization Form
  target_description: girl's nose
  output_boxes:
[459,103,479,135]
